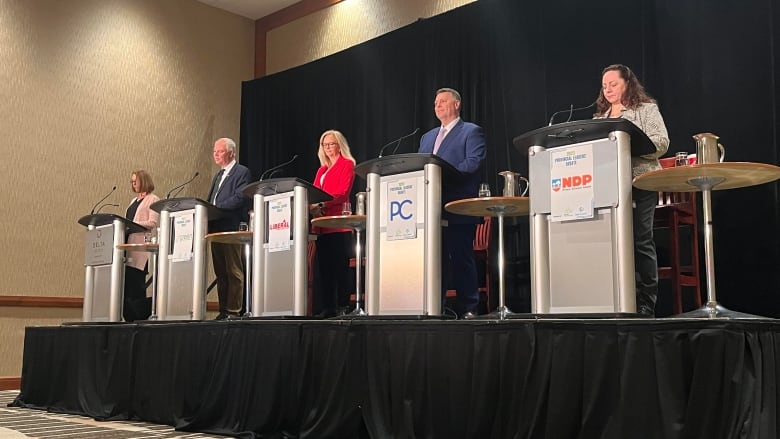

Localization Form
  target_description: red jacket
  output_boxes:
[312,155,355,234]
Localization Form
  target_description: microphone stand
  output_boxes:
[548,101,597,126]
[260,155,299,180]
[548,105,574,126]
[90,186,117,215]
[166,172,200,199]
[378,128,420,158]
[96,203,119,214]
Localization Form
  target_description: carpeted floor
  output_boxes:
[0,390,229,438]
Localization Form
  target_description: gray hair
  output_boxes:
[215,137,236,154]
[436,87,461,102]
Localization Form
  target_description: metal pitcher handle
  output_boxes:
[518,176,529,197]
[717,143,725,162]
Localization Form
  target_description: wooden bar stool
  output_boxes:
[654,157,701,313]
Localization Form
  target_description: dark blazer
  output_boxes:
[208,162,252,232]
[419,118,486,223]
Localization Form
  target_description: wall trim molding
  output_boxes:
[0,296,83,308]
[0,296,220,311]
[0,377,21,391]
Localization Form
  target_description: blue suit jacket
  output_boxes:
[419,119,486,223]
[208,163,252,232]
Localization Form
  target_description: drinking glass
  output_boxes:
[478,183,491,197]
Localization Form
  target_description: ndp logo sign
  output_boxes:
[390,199,413,221]
[551,174,593,192]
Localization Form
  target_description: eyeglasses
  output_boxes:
[130,180,138,184]
[321,142,338,148]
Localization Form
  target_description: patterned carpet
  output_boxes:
[0,390,229,438]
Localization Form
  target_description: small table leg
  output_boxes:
[676,182,761,319]
[148,252,158,320]
[242,242,253,317]
[349,228,366,316]
[488,214,513,320]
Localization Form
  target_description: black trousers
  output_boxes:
[313,232,354,315]
[442,223,479,315]
[123,266,151,322]
[633,187,658,315]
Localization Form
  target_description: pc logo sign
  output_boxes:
[390,199,413,221]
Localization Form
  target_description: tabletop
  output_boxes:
[633,162,780,192]
[445,197,530,217]
[311,214,367,230]
[116,243,159,253]
[204,231,253,245]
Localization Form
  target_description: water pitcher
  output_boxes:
[693,132,725,164]
[498,171,529,197]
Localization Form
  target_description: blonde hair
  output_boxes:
[317,130,356,167]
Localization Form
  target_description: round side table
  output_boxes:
[311,215,367,316]
[204,231,253,318]
[116,242,159,320]
[634,162,780,318]
[445,197,530,319]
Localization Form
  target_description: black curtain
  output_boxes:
[240,0,780,316]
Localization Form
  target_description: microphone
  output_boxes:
[166,172,200,199]
[378,128,420,158]
[90,186,117,215]
[260,155,298,180]
[266,169,283,180]
[95,203,119,213]
[548,100,597,126]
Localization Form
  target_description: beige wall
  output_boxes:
[266,0,476,75]
[0,0,473,378]
[0,0,254,376]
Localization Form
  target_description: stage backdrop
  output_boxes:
[240,0,780,317]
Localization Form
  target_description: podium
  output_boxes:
[513,120,655,314]
[78,213,147,322]
[354,153,460,315]
[150,197,226,320]
[242,178,331,316]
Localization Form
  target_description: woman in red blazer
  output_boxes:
[310,130,356,317]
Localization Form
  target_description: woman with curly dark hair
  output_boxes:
[594,64,669,317]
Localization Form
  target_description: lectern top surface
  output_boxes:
[204,231,253,245]
[633,162,780,192]
[512,119,655,156]
[354,153,460,179]
[77,213,147,233]
[241,178,331,204]
[149,197,228,218]
[311,214,367,230]
[445,197,530,217]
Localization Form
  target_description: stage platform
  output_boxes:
[10,316,780,438]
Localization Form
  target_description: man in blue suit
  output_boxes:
[418,88,486,318]
[208,137,251,319]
